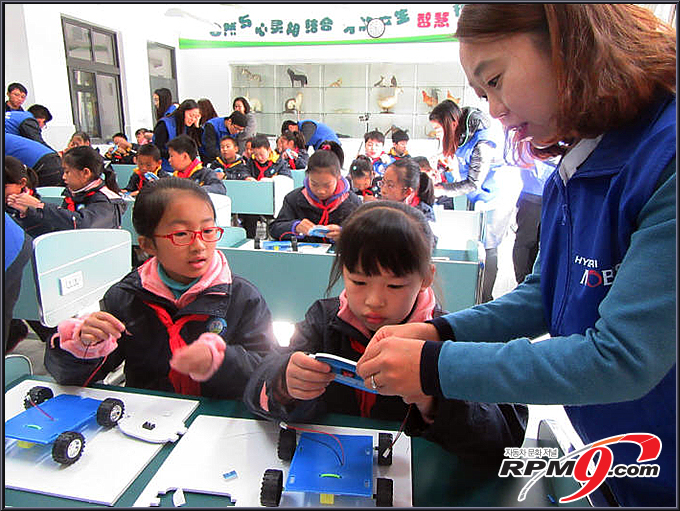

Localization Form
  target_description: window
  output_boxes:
[147,42,178,122]
[62,18,123,142]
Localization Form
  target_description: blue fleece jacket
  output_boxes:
[422,94,676,507]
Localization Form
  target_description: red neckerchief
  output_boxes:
[143,301,209,396]
[173,159,203,179]
[24,187,35,196]
[362,189,374,199]
[64,190,97,211]
[302,178,348,226]
[406,191,421,207]
[133,165,162,190]
[253,159,274,180]
[349,339,377,418]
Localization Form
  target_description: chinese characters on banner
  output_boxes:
[208,6,460,39]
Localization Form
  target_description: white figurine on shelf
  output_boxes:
[377,87,403,113]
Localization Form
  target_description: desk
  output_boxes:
[4,375,556,507]
[225,177,293,216]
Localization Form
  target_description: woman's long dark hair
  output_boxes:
[63,146,121,194]
[170,99,202,149]
[154,88,174,122]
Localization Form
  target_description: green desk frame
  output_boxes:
[110,163,137,190]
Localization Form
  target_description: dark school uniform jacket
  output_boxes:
[124,166,169,192]
[173,160,227,195]
[269,179,361,242]
[245,154,292,180]
[202,117,238,164]
[45,255,277,400]
[280,148,310,170]
[243,296,528,467]
[207,156,250,180]
[16,180,126,238]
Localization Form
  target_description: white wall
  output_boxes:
[11,3,485,150]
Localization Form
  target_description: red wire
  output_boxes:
[285,424,345,466]
[28,397,55,421]
[83,354,109,387]
[278,231,298,241]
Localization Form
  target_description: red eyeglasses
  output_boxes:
[153,227,224,246]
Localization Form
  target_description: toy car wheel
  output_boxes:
[378,433,393,466]
[277,428,296,461]
[375,477,393,507]
[260,468,283,507]
[96,398,125,427]
[23,386,54,409]
[52,431,85,465]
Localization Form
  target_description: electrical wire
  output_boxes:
[281,422,345,466]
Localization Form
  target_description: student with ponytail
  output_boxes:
[269,147,360,242]
[380,158,436,222]
[6,145,126,238]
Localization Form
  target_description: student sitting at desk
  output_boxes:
[207,136,249,180]
[269,148,360,243]
[245,202,527,467]
[45,177,277,399]
[104,132,138,165]
[380,158,436,222]
[245,134,292,181]
[348,155,379,201]
[121,144,167,197]
[278,131,309,170]
[6,145,126,238]
[167,134,226,195]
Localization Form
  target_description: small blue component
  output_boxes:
[223,470,237,480]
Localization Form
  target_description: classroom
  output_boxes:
[4,3,677,508]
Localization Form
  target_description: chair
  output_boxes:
[4,354,33,386]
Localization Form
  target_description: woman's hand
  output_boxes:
[284,352,335,400]
[79,311,126,346]
[372,322,441,344]
[324,224,342,241]
[296,219,315,235]
[170,342,212,375]
[356,336,428,400]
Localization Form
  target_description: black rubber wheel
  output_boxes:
[23,386,54,410]
[52,431,85,465]
[96,398,125,427]
[377,432,393,466]
[260,468,283,507]
[375,477,393,507]
[277,428,297,461]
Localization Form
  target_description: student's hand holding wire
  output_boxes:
[324,224,342,241]
[356,336,427,401]
[295,218,315,235]
[284,352,335,400]
[79,311,125,346]
[57,311,125,359]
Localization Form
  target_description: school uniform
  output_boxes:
[104,144,138,165]
[202,117,239,164]
[244,288,528,467]
[386,147,409,164]
[280,148,309,170]
[4,133,63,186]
[173,158,226,195]
[245,152,292,180]
[404,192,436,222]
[4,110,51,148]
[269,176,361,242]
[369,153,391,176]
[124,165,168,192]
[422,93,676,506]
[45,251,277,399]
[15,178,126,238]
[350,183,380,201]
[152,116,203,173]
[207,156,249,180]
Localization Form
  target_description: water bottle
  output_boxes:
[256,220,267,241]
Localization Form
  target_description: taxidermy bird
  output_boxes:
[422,89,439,108]
[390,75,398,87]
[447,90,461,104]
[377,87,403,113]
[373,75,388,87]
[329,78,342,87]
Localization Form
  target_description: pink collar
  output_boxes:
[337,287,436,339]
[138,250,232,309]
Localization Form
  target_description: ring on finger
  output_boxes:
[370,374,378,390]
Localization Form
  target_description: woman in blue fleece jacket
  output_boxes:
[356,4,676,507]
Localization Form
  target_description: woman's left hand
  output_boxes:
[356,336,427,400]
[170,342,212,375]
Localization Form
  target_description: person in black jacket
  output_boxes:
[121,144,168,196]
[167,134,226,195]
[269,148,360,242]
[244,134,292,181]
[245,201,527,468]
[45,177,277,398]
[201,110,247,164]
[152,99,202,173]
[6,145,126,238]
[206,136,249,180]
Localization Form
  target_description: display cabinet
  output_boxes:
[231,62,468,138]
